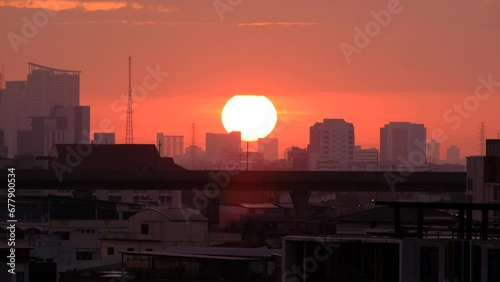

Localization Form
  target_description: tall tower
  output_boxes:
[479,122,485,156]
[126,56,133,144]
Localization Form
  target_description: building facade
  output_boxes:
[380,122,426,165]
[156,133,184,158]
[447,145,461,164]
[309,119,354,171]
[0,63,87,157]
[427,139,440,164]
[466,140,500,221]
[258,137,278,160]
[205,132,241,169]
[92,132,116,144]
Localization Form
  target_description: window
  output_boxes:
[141,224,149,235]
[146,248,153,251]
[127,248,134,252]
[107,247,114,255]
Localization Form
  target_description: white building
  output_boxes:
[380,122,426,165]
[308,119,354,171]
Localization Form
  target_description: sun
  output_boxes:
[221,95,278,142]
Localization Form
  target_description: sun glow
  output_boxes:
[221,95,278,142]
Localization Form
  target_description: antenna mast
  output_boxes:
[126,56,133,144]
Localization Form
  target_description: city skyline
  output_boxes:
[2,2,500,281]
[0,62,479,162]
[1,0,499,158]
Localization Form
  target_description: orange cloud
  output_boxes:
[237,22,320,27]
[0,0,128,11]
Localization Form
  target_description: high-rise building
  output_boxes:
[308,119,355,170]
[1,81,28,157]
[92,133,116,144]
[17,106,90,156]
[26,63,80,117]
[156,133,184,158]
[205,132,241,163]
[486,139,500,157]
[258,138,278,160]
[446,145,460,164]
[380,122,426,165]
[427,139,440,164]
[0,63,86,157]
[286,147,309,170]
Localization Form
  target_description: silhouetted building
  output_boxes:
[309,119,354,170]
[15,106,90,156]
[48,144,185,206]
[0,130,6,158]
[427,139,440,164]
[283,235,500,282]
[447,145,460,164]
[353,146,378,162]
[1,81,28,157]
[205,132,241,168]
[258,137,278,160]
[177,145,206,170]
[156,133,184,158]
[1,63,87,157]
[486,139,500,157]
[286,147,309,170]
[352,146,379,171]
[92,132,115,144]
[466,140,500,221]
[380,122,426,165]
[0,245,57,282]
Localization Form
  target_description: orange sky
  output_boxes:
[1,0,499,159]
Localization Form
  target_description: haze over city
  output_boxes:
[3,1,500,282]
[1,0,500,157]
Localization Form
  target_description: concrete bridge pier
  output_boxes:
[290,190,311,221]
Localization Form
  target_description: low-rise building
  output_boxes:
[100,208,209,258]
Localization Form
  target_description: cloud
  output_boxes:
[0,0,128,11]
[237,22,320,27]
[0,0,178,12]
